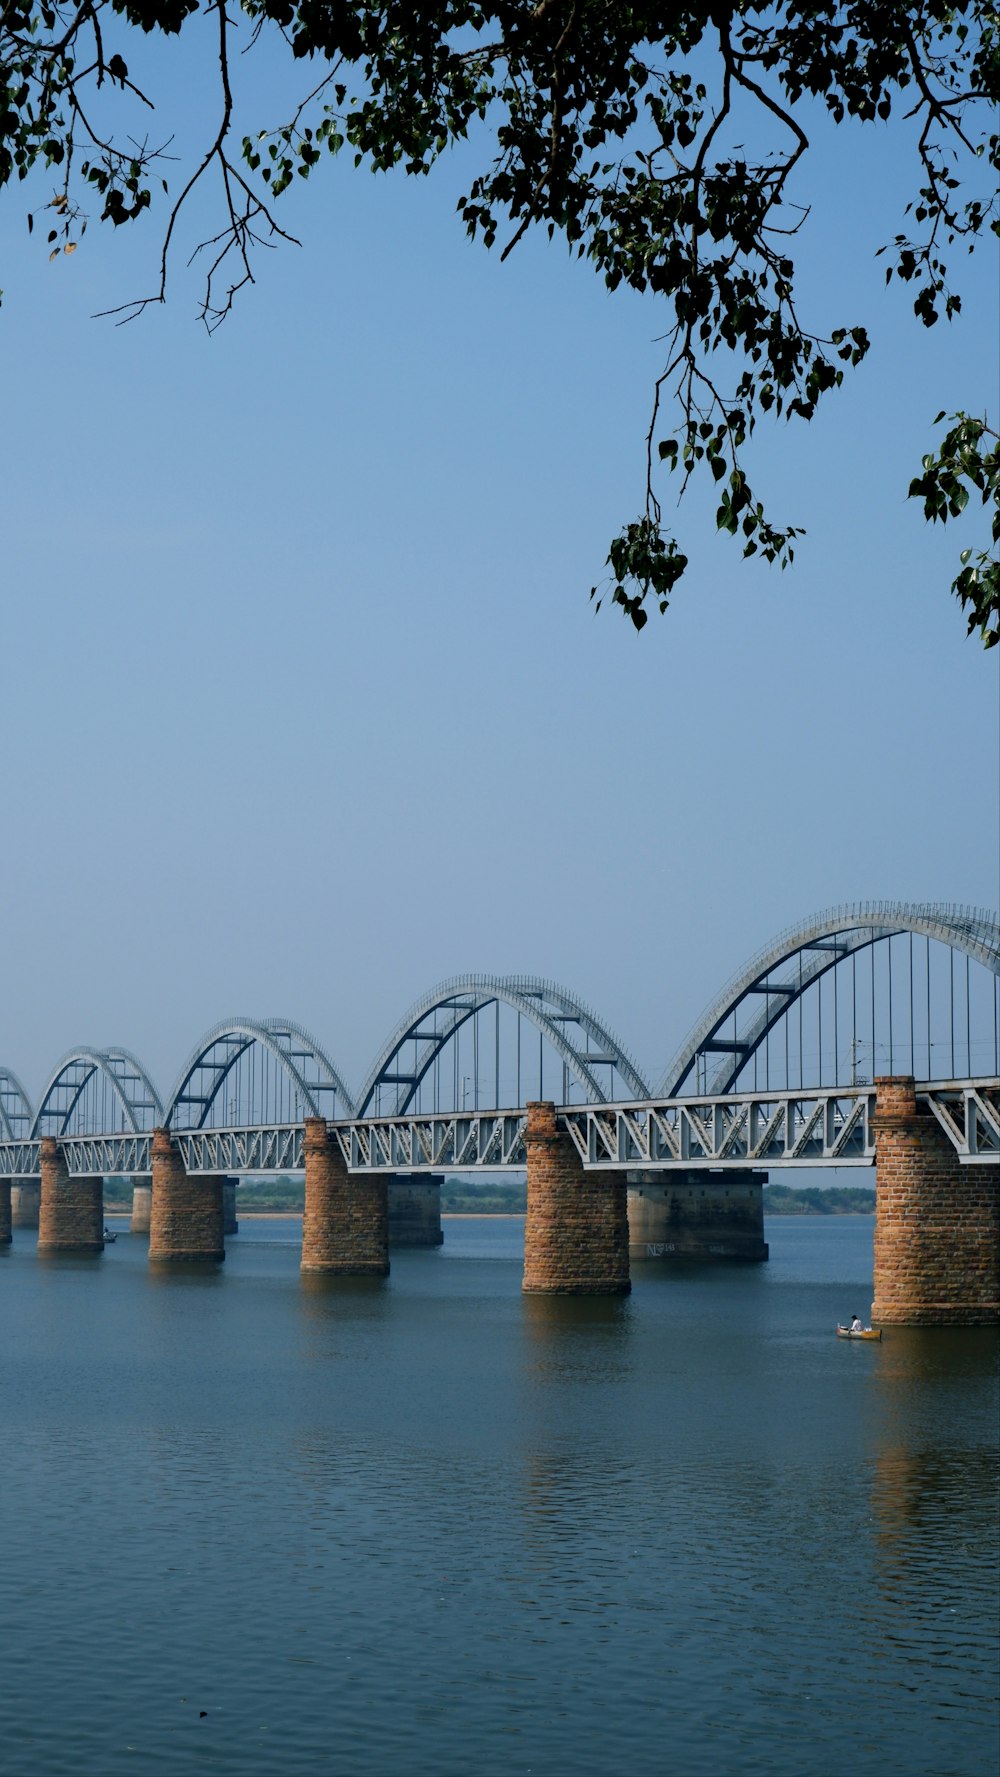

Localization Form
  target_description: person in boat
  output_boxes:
[850,1314,864,1332]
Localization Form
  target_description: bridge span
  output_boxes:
[1,900,997,1323]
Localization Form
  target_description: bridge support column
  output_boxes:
[149,1130,225,1264]
[872,1076,999,1325]
[130,1179,152,1235]
[223,1179,239,1235]
[387,1174,444,1246]
[0,1182,11,1245]
[11,1180,41,1228]
[301,1118,389,1276]
[38,1139,104,1253]
[523,1101,630,1295]
[627,1169,769,1262]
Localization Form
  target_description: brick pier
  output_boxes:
[872,1075,999,1325]
[522,1100,630,1294]
[387,1174,444,1246]
[301,1117,389,1276]
[148,1129,225,1264]
[0,1181,10,1245]
[11,1180,41,1228]
[38,1137,104,1253]
[223,1179,239,1235]
[627,1169,769,1262]
[130,1178,152,1235]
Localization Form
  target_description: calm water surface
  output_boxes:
[1,1215,996,1777]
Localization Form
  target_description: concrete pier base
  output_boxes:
[387,1175,443,1246]
[872,1076,999,1325]
[38,1138,104,1254]
[0,1182,11,1245]
[11,1180,41,1228]
[523,1101,630,1295]
[223,1178,239,1235]
[301,1118,389,1276]
[131,1180,152,1235]
[148,1129,225,1264]
[627,1169,769,1263]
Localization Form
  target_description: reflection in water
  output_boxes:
[0,1215,996,1777]
[869,1329,999,1634]
[145,1260,227,1290]
[520,1291,632,1385]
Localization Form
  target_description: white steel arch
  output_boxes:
[660,900,1000,1097]
[163,1017,356,1128]
[356,974,649,1115]
[31,1047,163,1138]
[0,1067,34,1143]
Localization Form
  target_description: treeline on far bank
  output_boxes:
[104,1177,874,1215]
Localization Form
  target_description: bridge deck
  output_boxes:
[0,1082,996,1176]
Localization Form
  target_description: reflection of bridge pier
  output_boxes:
[627,1168,769,1263]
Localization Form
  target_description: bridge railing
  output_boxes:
[0,1081,995,1177]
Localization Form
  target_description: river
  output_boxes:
[0,1215,996,1777]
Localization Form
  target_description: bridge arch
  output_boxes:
[163,1018,355,1129]
[356,975,649,1115]
[0,1068,34,1142]
[31,1046,164,1138]
[660,901,1000,1097]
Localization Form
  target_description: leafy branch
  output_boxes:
[908,412,999,647]
[1,2,997,640]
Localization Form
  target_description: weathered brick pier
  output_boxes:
[872,1076,999,1324]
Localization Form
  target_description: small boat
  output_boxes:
[836,1324,881,1340]
[103,1228,118,1243]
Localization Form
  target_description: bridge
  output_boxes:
[2,900,997,1324]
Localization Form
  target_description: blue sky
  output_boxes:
[0,17,997,1105]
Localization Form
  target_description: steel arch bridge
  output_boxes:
[355,974,649,1116]
[163,1017,356,1129]
[0,899,996,1177]
[659,901,1000,1098]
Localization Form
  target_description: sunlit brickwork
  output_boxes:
[872,1076,999,1325]
[149,1129,225,1264]
[301,1117,389,1276]
[38,1136,104,1254]
[523,1100,630,1295]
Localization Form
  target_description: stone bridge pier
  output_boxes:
[11,1180,41,1228]
[872,1076,999,1325]
[0,1181,11,1246]
[130,1178,152,1235]
[149,1129,225,1264]
[523,1100,630,1295]
[38,1137,104,1254]
[223,1179,239,1236]
[387,1174,443,1246]
[627,1168,769,1262]
[301,1118,389,1276]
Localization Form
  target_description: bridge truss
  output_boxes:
[1,1080,996,1177]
